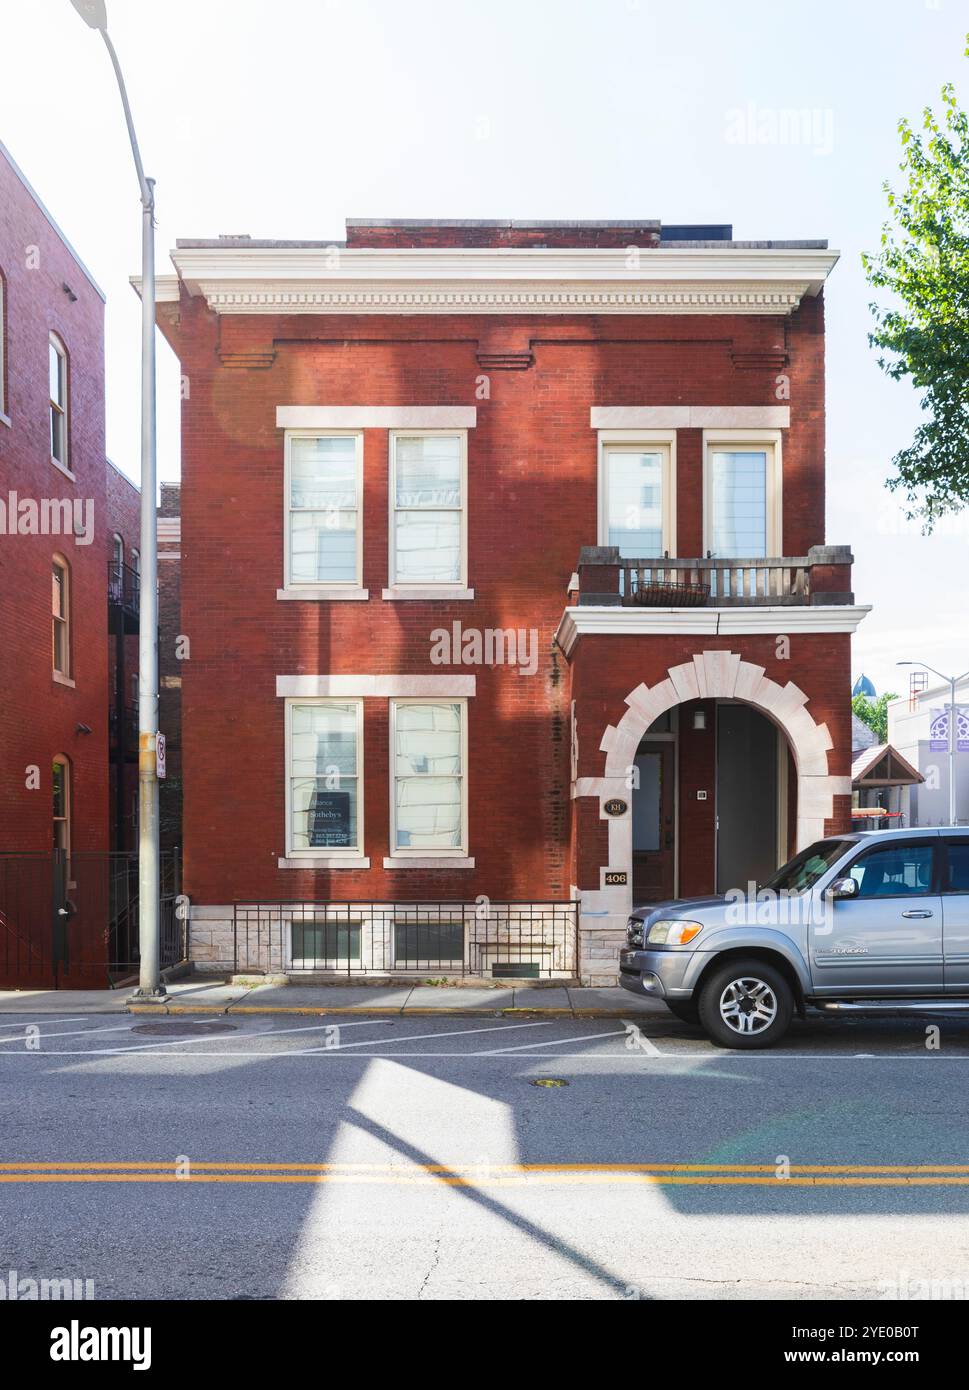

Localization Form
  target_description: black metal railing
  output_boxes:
[107,560,140,619]
[108,703,139,750]
[232,901,579,979]
[0,849,185,988]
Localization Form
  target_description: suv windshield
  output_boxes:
[759,839,853,895]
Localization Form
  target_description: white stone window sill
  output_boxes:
[277,588,369,602]
[383,856,475,869]
[52,671,76,688]
[382,587,474,601]
[279,856,370,869]
[0,410,11,429]
[50,456,75,482]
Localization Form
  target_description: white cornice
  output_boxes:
[556,604,871,655]
[162,246,839,317]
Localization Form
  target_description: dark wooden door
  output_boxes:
[632,742,675,903]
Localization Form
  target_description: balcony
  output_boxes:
[107,560,140,634]
[109,703,138,761]
[571,545,855,608]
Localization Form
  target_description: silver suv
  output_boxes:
[619,827,969,1049]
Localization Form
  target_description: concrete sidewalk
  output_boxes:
[0,978,665,1020]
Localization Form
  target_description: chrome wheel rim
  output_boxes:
[719,977,778,1035]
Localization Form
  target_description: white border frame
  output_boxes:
[284,696,365,860]
[387,429,468,594]
[282,429,365,597]
[702,428,783,557]
[597,430,677,557]
[389,696,469,859]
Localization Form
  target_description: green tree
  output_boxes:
[863,39,969,529]
[852,692,899,745]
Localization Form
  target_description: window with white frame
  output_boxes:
[285,432,362,588]
[704,434,782,557]
[52,756,71,853]
[49,333,68,467]
[52,556,70,677]
[390,432,466,586]
[600,441,674,558]
[391,699,466,854]
[287,700,363,855]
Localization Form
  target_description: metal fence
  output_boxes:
[232,901,579,979]
[0,850,186,988]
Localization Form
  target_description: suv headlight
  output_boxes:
[646,919,704,946]
[625,918,645,947]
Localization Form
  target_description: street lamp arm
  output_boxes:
[99,28,153,211]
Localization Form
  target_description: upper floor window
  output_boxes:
[52,556,71,678]
[600,438,675,558]
[49,333,68,468]
[287,699,363,856]
[130,547,140,575]
[284,432,362,589]
[390,699,466,855]
[704,432,782,558]
[389,432,466,588]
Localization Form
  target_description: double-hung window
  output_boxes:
[389,432,466,588]
[287,699,363,856]
[704,432,782,557]
[49,333,68,469]
[391,699,467,855]
[285,432,362,591]
[599,436,674,558]
[52,556,70,679]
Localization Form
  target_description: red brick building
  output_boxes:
[155,219,867,983]
[0,141,109,862]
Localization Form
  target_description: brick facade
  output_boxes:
[159,220,860,981]
[0,143,108,859]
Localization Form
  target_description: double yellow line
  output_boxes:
[2,1162,969,1186]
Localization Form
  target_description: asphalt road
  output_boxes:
[2,1009,969,1300]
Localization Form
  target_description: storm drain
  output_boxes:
[530,1078,569,1088]
[130,1021,239,1037]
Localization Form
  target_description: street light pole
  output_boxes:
[71,2,164,999]
[897,661,969,827]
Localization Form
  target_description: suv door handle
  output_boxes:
[902,910,933,919]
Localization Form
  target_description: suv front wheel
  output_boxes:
[697,959,794,1049]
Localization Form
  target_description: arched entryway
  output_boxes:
[591,650,851,911]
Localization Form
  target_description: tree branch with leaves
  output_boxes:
[863,39,969,529]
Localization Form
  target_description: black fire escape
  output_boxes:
[107,560,140,850]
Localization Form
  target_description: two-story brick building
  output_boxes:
[153,218,867,983]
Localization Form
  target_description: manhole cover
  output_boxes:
[530,1077,569,1088]
[131,1021,238,1037]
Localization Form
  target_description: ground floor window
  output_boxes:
[291,918,362,968]
[287,699,363,855]
[390,699,467,854]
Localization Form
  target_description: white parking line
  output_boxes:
[478,1029,631,1054]
[55,1017,399,1056]
[0,1017,87,1031]
[0,1024,137,1045]
[291,1019,557,1054]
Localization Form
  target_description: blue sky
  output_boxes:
[3,0,967,694]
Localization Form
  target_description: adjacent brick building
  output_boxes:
[154,218,868,983]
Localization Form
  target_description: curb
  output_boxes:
[125,1003,643,1020]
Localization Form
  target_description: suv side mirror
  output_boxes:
[826,876,858,901]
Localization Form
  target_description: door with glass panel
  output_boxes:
[287,434,361,588]
[706,444,775,557]
[602,445,671,558]
[391,434,464,587]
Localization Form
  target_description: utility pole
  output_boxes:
[70,1,164,998]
